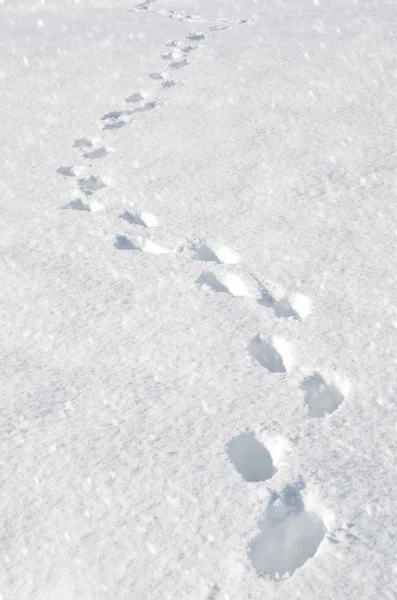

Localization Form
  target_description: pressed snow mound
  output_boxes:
[249,485,326,580]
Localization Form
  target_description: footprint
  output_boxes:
[114,234,172,255]
[162,80,177,89]
[165,40,183,48]
[182,45,197,54]
[120,210,159,228]
[125,92,145,103]
[188,32,205,41]
[100,102,155,130]
[257,279,311,320]
[193,242,240,265]
[249,485,326,579]
[248,335,292,374]
[73,137,92,149]
[149,72,167,80]
[300,372,346,418]
[63,198,103,212]
[56,166,75,177]
[78,175,106,195]
[197,272,252,298]
[170,58,189,70]
[227,432,276,483]
[133,101,157,114]
[101,110,132,130]
[72,138,110,159]
[84,146,110,159]
[161,50,183,60]
[114,235,138,250]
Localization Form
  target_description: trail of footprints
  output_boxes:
[56,3,352,586]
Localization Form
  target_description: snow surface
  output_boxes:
[1,0,397,597]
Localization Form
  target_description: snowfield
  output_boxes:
[1,0,397,598]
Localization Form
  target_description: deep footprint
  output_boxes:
[170,58,189,69]
[120,210,159,228]
[248,335,290,374]
[301,373,345,418]
[193,242,240,265]
[227,432,276,483]
[197,272,251,297]
[78,175,106,195]
[249,485,326,579]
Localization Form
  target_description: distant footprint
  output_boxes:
[256,278,312,320]
[78,175,106,195]
[197,272,252,298]
[248,334,292,374]
[84,146,110,159]
[300,372,347,418]
[73,137,92,149]
[73,137,111,159]
[249,484,326,580]
[56,166,75,177]
[162,80,177,89]
[227,432,276,483]
[114,234,172,255]
[193,242,240,265]
[149,72,167,80]
[101,110,132,130]
[125,91,145,103]
[161,50,183,61]
[188,32,206,41]
[170,58,189,70]
[63,198,103,212]
[120,210,159,228]
[101,103,156,130]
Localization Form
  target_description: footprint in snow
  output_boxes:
[192,241,240,265]
[63,198,103,212]
[256,278,312,320]
[249,484,326,580]
[125,91,145,103]
[300,372,348,418]
[120,210,159,228]
[248,334,292,374]
[188,32,206,41]
[114,235,173,255]
[56,166,75,177]
[170,58,189,70]
[197,271,252,298]
[227,432,276,483]
[101,103,156,129]
[78,175,106,195]
[73,137,111,159]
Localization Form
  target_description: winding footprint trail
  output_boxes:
[55,0,351,584]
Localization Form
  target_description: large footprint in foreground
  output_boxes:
[249,484,327,580]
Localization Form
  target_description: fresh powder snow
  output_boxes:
[1,0,397,598]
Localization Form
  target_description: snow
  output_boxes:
[1,0,397,598]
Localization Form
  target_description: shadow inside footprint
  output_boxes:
[227,432,276,483]
[56,166,75,177]
[248,335,286,373]
[78,175,106,195]
[114,235,138,251]
[126,92,144,103]
[301,373,344,418]
[197,272,229,293]
[84,147,109,159]
[194,243,220,263]
[63,199,89,211]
